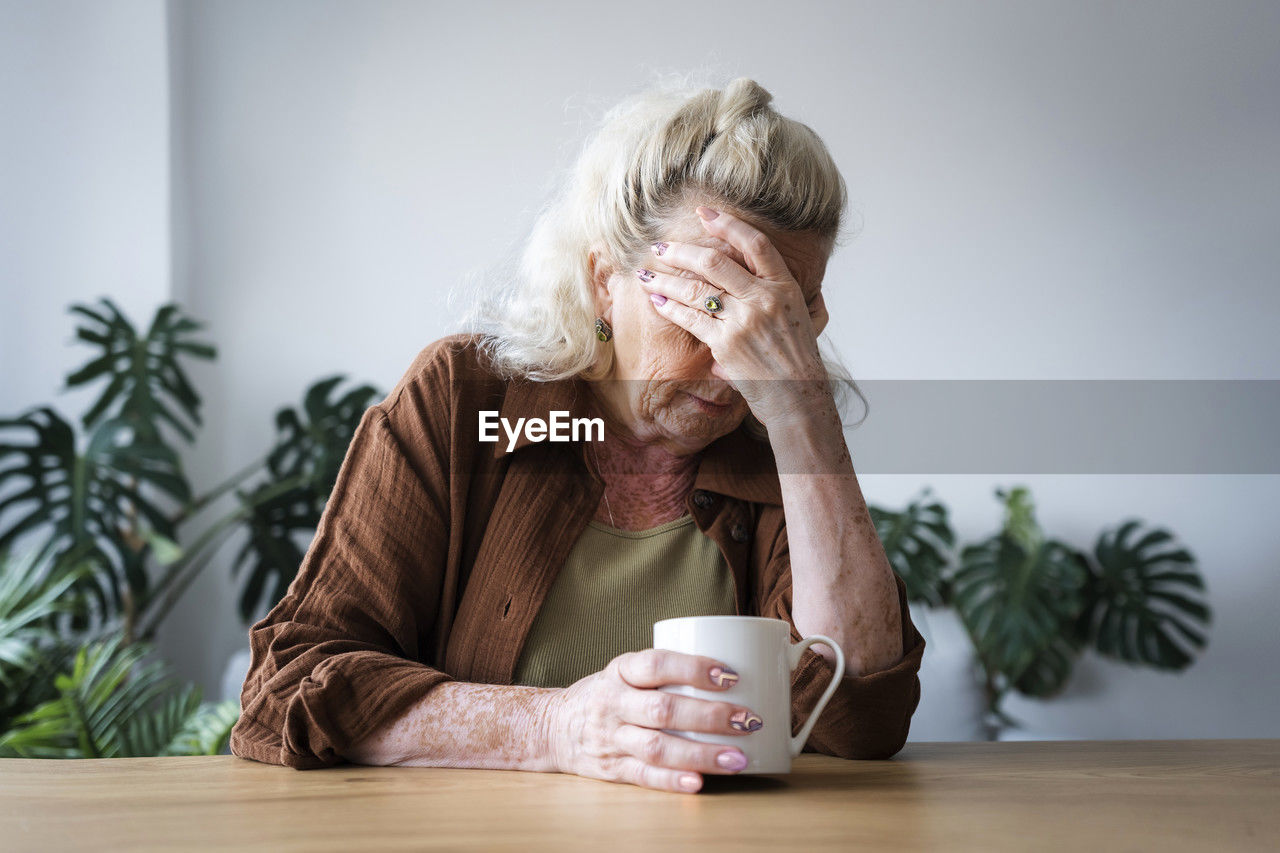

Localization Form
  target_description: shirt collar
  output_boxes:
[494,375,782,506]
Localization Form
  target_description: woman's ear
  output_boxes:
[588,246,615,319]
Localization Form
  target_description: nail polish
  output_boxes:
[717,750,748,771]
[636,268,655,282]
[651,242,669,256]
[696,206,720,220]
[729,710,764,733]
[649,293,666,306]
[709,665,739,688]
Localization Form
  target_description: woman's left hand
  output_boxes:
[636,206,833,428]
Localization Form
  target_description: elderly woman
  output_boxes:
[230,77,924,794]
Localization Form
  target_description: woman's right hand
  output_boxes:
[543,649,766,794]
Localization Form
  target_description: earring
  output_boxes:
[594,317,613,342]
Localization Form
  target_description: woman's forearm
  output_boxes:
[769,402,904,677]
[340,681,562,771]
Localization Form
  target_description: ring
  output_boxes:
[704,294,724,314]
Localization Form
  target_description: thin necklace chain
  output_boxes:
[588,439,616,528]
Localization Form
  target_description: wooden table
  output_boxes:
[1,740,1276,851]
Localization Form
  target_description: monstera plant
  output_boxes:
[869,486,1210,737]
[0,297,380,756]
[230,376,381,622]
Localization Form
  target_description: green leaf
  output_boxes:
[164,700,239,755]
[1080,519,1210,670]
[118,684,201,757]
[0,543,90,726]
[232,484,313,621]
[867,487,955,606]
[231,376,381,621]
[0,633,233,759]
[0,408,187,622]
[995,485,1042,555]
[65,298,215,444]
[1,297,231,646]
[952,487,1086,689]
[1013,630,1084,698]
[143,530,184,567]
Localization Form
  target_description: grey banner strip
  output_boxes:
[844,380,1280,474]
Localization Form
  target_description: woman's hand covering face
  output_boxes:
[635,206,834,429]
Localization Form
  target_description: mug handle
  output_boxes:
[787,634,846,758]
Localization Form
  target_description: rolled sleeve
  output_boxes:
[230,402,455,769]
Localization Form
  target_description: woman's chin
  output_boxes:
[652,397,745,452]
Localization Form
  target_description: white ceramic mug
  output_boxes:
[653,615,846,774]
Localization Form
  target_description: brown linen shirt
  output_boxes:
[229,335,926,770]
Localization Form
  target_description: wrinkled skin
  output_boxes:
[586,204,833,456]
[582,201,833,530]
[549,649,767,795]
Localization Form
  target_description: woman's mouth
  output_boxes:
[683,391,733,415]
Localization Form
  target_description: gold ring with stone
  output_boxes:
[704,294,724,314]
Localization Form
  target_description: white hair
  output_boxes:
[462,74,867,425]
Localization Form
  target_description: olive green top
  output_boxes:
[511,515,737,688]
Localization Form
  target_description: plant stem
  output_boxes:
[135,472,308,638]
[122,588,135,646]
[171,451,270,527]
[983,670,1000,741]
[134,507,249,641]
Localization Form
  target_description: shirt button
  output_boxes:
[692,490,716,509]
[730,522,750,544]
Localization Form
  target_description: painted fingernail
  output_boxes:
[636,268,655,282]
[679,774,701,792]
[696,206,720,220]
[708,665,739,688]
[649,293,666,306]
[729,710,764,733]
[717,750,748,771]
[651,241,669,256]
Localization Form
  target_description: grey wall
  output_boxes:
[3,0,1278,740]
[0,0,170,423]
